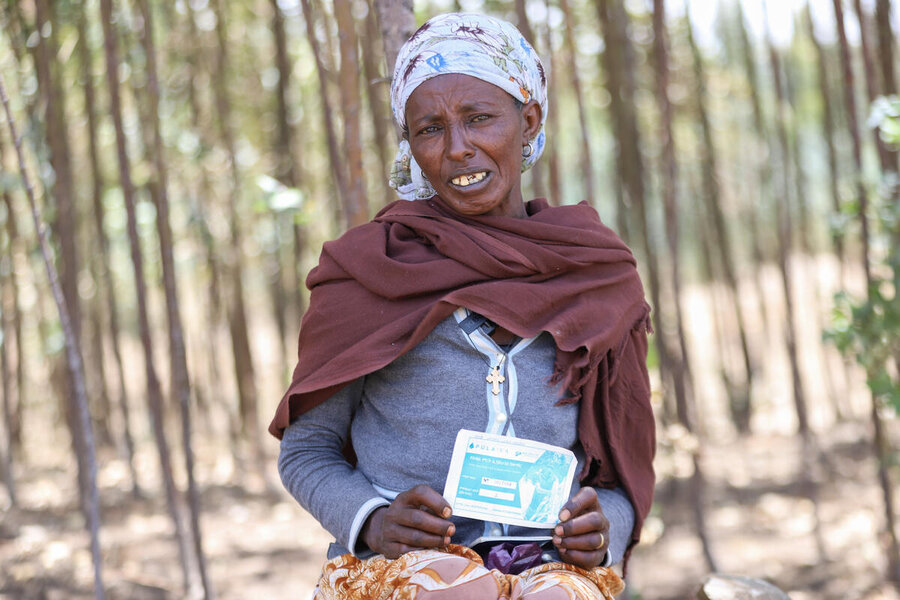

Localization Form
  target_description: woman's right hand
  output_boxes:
[360,484,456,558]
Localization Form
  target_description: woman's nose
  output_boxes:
[446,125,475,161]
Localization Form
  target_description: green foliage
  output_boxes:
[826,95,900,415]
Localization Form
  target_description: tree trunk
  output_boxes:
[76,1,142,494]
[763,1,829,563]
[806,5,845,276]
[513,0,545,199]
[269,0,308,362]
[210,0,264,472]
[1,70,106,600]
[32,0,89,510]
[334,0,369,228]
[0,149,23,452]
[653,0,716,572]
[538,6,562,204]
[300,0,350,219]
[362,0,394,205]
[835,0,900,579]
[559,0,595,205]
[0,221,17,506]
[687,8,755,434]
[594,0,631,248]
[832,0,871,283]
[852,0,895,173]
[135,0,213,596]
[734,5,775,343]
[97,0,195,592]
[181,0,233,443]
[372,0,416,112]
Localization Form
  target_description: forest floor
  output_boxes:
[1,418,898,600]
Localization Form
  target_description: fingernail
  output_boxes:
[447,525,456,536]
[552,536,561,545]
[559,510,570,521]
[444,536,451,545]
[559,547,567,554]
[554,526,563,536]
[442,507,452,518]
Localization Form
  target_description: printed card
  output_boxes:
[443,429,578,528]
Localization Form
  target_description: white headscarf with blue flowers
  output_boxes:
[389,13,548,201]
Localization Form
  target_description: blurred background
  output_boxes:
[0,0,899,598]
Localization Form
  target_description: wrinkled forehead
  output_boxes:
[403,73,519,124]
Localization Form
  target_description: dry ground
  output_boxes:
[1,418,898,600]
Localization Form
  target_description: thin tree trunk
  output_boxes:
[559,0,595,204]
[363,0,398,204]
[594,0,631,245]
[97,0,195,592]
[135,0,213,596]
[539,9,562,205]
[734,5,775,343]
[76,1,142,494]
[599,0,681,445]
[852,0,894,173]
[0,148,23,452]
[832,0,871,283]
[806,5,846,278]
[181,0,233,442]
[334,0,369,228]
[1,70,105,600]
[372,0,416,121]
[686,8,755,434]
[807,6,852,419]
[833,0,900,582]
[652,0,716,571]
[269,0,308,354]
[763,4,811,439]
[783,52,841,423]
[32,0,89,510]
[513,0,545,199]
[210,0,264,470]
[300,0,350,218]
[762,1,830,567]
[875,0,897,98]
[0,226,17,506]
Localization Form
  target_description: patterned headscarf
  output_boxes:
[389,13,548,201]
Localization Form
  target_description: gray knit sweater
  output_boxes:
[278,308,634,565]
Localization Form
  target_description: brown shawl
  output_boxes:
[269,197,655,563]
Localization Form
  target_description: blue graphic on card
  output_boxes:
[447,432,576,527]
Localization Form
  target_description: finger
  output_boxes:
[558,487,599,522]
[558,548,604,570]
[398,484,453,519]
[384,522,449,549]
[392,507,456,537]
[555,511,608,538]
[554,530,608,552]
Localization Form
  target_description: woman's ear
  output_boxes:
[521,100,542,142]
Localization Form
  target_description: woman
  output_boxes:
[270,13,655,599]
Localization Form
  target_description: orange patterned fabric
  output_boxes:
[314,545,624,600]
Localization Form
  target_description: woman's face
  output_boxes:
[405,74,542,218]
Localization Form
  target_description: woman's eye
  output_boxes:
[418,125,440,135]
[471,114,490,123]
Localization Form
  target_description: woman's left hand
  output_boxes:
[552,487,610,569]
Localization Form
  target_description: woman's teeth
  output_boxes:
[451,172,487,187]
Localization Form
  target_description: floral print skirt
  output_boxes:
[314,544,624,599]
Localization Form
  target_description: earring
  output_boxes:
[522,140,534,158]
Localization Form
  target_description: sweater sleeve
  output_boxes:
[596,486,635,566]
[278,378,389,556]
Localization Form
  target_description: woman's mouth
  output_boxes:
[450,171,489,188]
